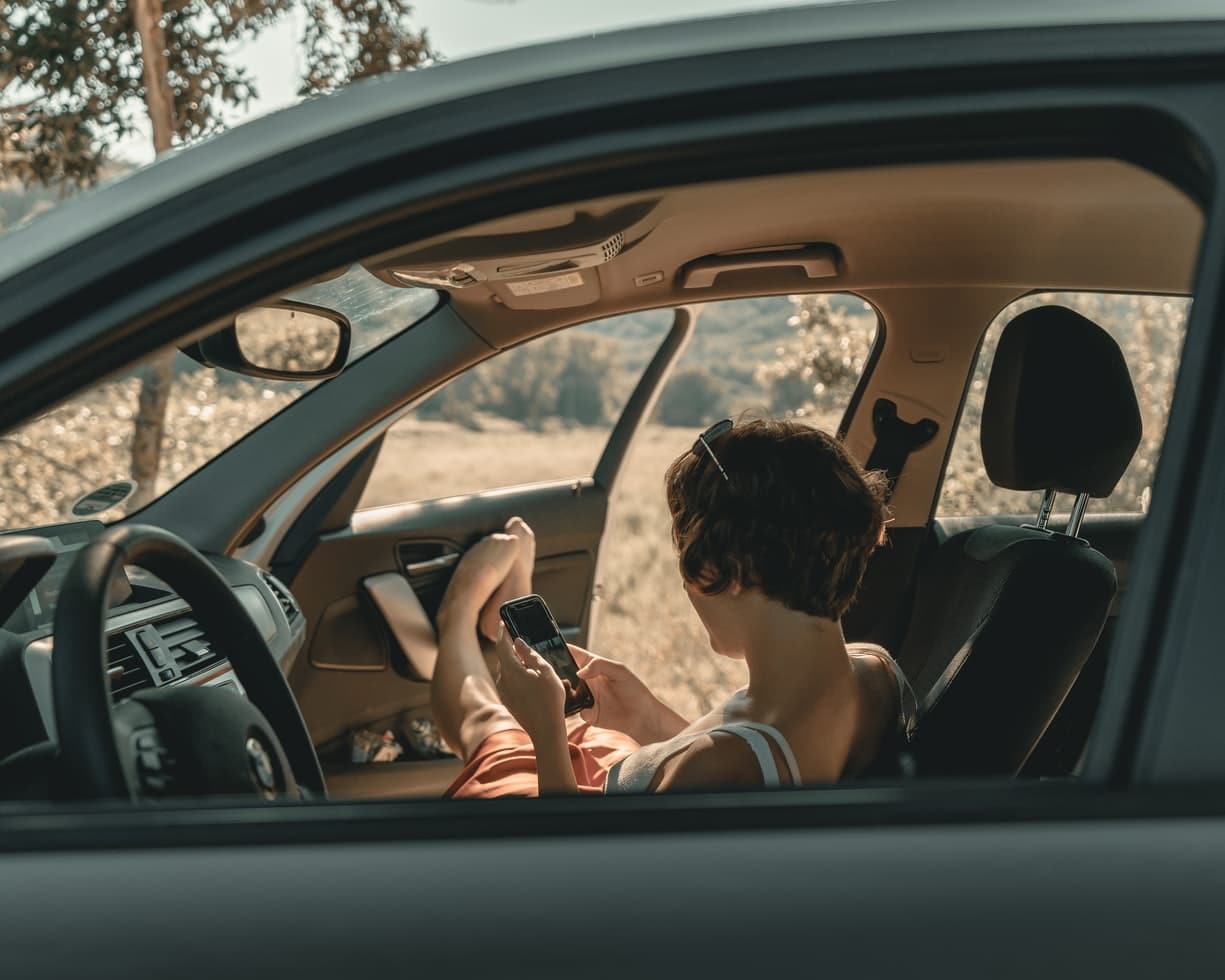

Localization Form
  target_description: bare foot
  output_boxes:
[439,532,520,628]
[479,516,536,642]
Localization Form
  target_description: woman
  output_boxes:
[431,418,915,797]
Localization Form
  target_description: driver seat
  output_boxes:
[901,305,1142,776]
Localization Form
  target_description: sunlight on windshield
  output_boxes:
[0,268,435,531]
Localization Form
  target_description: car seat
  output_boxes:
[900,304,1142,776]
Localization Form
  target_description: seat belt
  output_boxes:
[864,398,939,502]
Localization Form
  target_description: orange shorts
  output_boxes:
[445,721,640,798]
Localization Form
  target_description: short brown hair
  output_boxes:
[665,418,887,620]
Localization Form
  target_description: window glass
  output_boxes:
[937,292,1189,518]
[0,266,433,531]
[358,312,674,507]
[596,294,879,721]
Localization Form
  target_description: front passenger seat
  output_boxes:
[902,304,1142,776]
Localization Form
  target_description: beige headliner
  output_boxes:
[364,158,1202,526]
[368,158,1201,348]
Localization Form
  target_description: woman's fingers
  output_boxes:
[523,645,557,678]
[576,660,599,679]
[577,657,622,681]
[567,643,593,668]
[495,628,525,675]
[512,637,538,669]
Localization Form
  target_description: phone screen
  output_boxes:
[500,595,594,716]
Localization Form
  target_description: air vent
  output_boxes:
[106,632,155,703]
[154,614,228,679]
[260,571,300,625]
[601,232,624,262]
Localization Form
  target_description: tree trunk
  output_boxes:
[128,0,176,508]
[129,359,175,508]
[132,0,175,153]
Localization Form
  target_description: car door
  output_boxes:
[274,310,693,796]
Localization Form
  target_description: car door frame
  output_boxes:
[4,6,1225,850]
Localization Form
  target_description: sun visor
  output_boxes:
[367,200,659,309]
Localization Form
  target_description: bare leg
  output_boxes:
[432,519,535,760]
[480,516,535,642]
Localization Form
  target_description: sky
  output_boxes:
[114,0,827,163]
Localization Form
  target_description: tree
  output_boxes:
[756,294,877,423]
[1,2,436,184]
[1,0,436,504]
[655,368,724,427]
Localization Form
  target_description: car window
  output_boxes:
[0,267,435,531]
[357,293,877,721]
[358,312,674,507]
[937,292,1190,518]
[594,294,879,721]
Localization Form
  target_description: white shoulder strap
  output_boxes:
[881,656,920,741]
[710,726,779,787]
[712,722,801,786]
[854,644,920,742]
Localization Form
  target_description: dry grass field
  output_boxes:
[361,415,836,721]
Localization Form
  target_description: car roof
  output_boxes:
[2,0,1224,287]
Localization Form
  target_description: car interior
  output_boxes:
[0,154,1202,805]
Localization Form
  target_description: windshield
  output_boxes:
[0,267,435,532]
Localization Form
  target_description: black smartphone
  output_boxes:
[499,594,595,716]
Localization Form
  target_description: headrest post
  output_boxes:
[1034,489,1057,530]
[1066,493,1090,539]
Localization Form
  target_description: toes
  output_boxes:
[477,520,536,642]
[504,516,535,549]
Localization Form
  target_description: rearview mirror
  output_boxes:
[182,301,351,380]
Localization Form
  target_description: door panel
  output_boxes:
[286,479,610,797]
[288,482,609,734]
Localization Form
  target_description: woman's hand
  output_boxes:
[493,628,566,743]
[573,646,689,745]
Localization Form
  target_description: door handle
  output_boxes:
[404,552,460,577]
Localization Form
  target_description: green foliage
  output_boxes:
[0,0,436,186]
[417,330,627,430]
[654,367,724,427]
[755,293,878,419]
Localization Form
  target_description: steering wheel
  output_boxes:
[51,524,326,802]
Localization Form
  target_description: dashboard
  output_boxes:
[2,521,133,634]
[0,521,305,760]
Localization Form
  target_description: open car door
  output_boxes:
[271,310,694,797]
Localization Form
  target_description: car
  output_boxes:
[3,0,1225,975]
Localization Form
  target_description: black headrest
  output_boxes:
[981,305,1141,498]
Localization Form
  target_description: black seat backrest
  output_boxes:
[903,305,1142,776]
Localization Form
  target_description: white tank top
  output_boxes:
[605,721,801,794]
[604,647,917,794]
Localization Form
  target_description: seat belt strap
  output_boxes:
[864,398,939,502]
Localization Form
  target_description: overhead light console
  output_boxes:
[371,200,660,309]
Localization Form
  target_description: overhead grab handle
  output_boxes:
[679,244,840,289]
